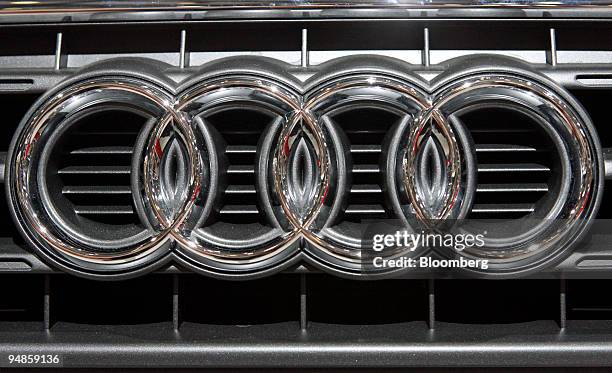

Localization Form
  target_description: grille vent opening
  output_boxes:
[557,24,612,51]
[333,108,398,222]
[308,276,427,325]
[556,22,612,64]
[207,109,272,226]
[0,275,43,330]
[557,25,612,63]
[0,27,56,68]
[61,24,182,67]
[180,275,299,326]
[436,280,559,324]
[51,275,172,327]
[567,280,612,321]
[54,110,146,227]
[428,22,549,64]
[430,23,548,51]
[461,107,556,220]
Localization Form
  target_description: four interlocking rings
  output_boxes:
[8,62,601,277]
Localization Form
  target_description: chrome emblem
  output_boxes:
[9,67,597,275]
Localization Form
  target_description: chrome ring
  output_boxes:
[12,77,178,269]
[432,73,596,265]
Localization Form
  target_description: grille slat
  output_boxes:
[350,145,382,153]
[477,163,551,172]
[350,184,383,193]
[227,165,255,174]
[476,183,549,193]
[475,144,537,153]
[58,165,131,175]
[62,185,132,194]
[345,204,386,215]
[225,145,257,154]
[74,130,140,136]
[220,205,259,214]
[469,128,535,134]
[352,164,381,173]
[70,146,133,155]
[225,185,257,194]
[74,205,134,215]
[471,203,535,214]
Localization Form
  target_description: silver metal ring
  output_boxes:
[12,77,178,270]
[433,73,596,266]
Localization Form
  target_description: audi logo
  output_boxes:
[5,57,603,278]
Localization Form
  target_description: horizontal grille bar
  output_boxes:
[350,184,383,193]
[225,185,257,194]
[227,165,255,174]
[58,165,131,174]
[476,183,549,193]
[471,203,535,213]
[62,185,132,194]
[220,205,259,214]
[345,204,386,214]
[352,164,380,173]
[475,144,538,153]
[70,146,133,155]
[477,164,550,172]
[74,205,134,215]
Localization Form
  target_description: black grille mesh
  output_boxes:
[462,107,556,220]
[56,110,145,226]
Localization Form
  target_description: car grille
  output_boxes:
[1,12,612,369]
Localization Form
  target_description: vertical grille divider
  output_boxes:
[301,28,309,68]
[173,274,180,331]
[44,274,51,330]
[428,279,435,330]
[547,28,558,67]
[179,29,188,69]
[560,279,567,330]
[300,273,308,331]
[54,32,65,70]
[422,27,430,67]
